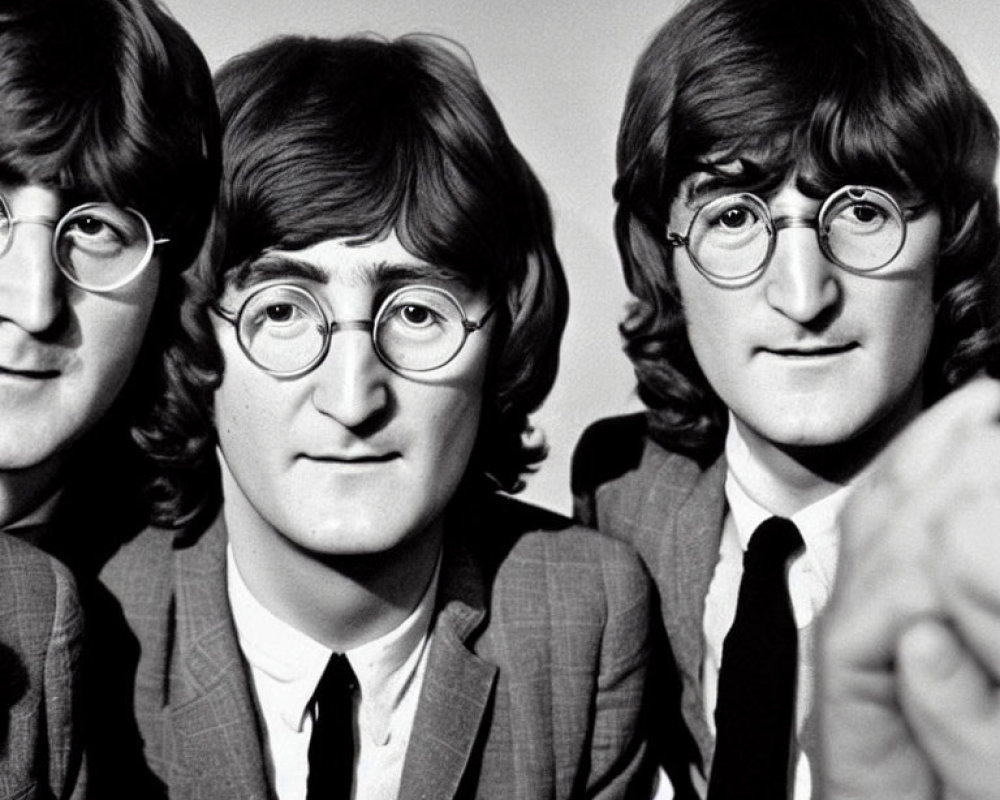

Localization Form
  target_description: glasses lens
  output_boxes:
[687,194,772,281]
[55,204,152,290]
[822,187,904,271]
[237,285,327,373]
[375,286,465,371]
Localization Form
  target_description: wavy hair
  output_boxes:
[136,34,569,526]
[0,0,220,511]
[614,0,1000,462]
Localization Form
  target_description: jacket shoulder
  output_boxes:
[571,413,708,532]
[571,412,650,496]
[472,495,653,619]
[100,525,176,599]
[572,412,706,494]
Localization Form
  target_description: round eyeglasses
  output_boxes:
[665,184,932,287]
[0,193,168,293]
[212,283,496,377]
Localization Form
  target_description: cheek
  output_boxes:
[877,280,936,373]
[677,270,748,376]
[213,362,278,458]
[72,289,158,388]
[406,372,486,494]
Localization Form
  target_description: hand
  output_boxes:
[819,377,1000,800]
[897,619,1000,800]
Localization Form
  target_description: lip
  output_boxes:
[759,342,859,358]
[0,363,61,379]
[298,452,400,464]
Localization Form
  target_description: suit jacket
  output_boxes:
[0,533,86,800]
[572,413,726,800]
[94,493,657,799]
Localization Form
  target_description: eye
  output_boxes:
[397,303,437,328]
[72,216,111,236]
[701,198,764,235]
[847,202,887,226]
[242,290,320,337]
[263,303,297,324]
[60,209,135,254]
[718,206,756,230]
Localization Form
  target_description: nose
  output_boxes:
[310,326,391,430]
[763,223,841,325]
[0,221,66,333]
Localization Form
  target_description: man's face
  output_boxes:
[212,230,493,558]
[669,175,939,453]
[0,184,160,475]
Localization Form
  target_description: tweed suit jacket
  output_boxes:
[572,413,727,800]
[0,533,86,800]
[95,493,657,799]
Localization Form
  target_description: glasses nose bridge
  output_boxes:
[9,214,59,228]
[313,316,380,371]
[0,214,59,255]
[327,317,374,335]
[771,213,821,235]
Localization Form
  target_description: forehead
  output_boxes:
[228,231,463,292]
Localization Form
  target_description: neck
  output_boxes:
[223,482,443,653]
[0,457,63,529]
[729,387,924,517]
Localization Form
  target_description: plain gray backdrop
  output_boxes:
[161,0,1000,514]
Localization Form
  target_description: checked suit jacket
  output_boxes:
[572,413,727,800]
[572,413,824,799]
[0,533,86,800]
[92,492,657,799]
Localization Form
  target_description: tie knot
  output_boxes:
[312,653,356,708]
[745,516,804,570]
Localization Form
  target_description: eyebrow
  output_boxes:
[229,253,468,290]
[230,255,326,288]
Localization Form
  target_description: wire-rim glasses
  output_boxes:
[665,184,932,288]
[0,193,169,293]
[213,282,496,377]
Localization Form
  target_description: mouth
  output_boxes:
[0,364,61,379]
[299,452,401,465]
[761,342,859,358]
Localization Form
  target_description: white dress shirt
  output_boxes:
[228,546,439,800]
[702,420,847,799]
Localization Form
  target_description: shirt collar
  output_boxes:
[724,415,850,587]
[227,545,440,743]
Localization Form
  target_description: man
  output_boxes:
[0,0,219,565]
[572,0,1000,797]
[101,34,655,799]
[0,0,218,793]
[821,376,1000,800]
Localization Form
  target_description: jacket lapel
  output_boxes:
[398,538,497,800]
[168,516,272,800]
[653,454,727,767]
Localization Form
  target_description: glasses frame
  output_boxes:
[0,193,169,294]
[665,184,931,288]
[212,282,497,378]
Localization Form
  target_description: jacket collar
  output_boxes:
[642,451,727,769]
[397,526,498,800]
[168,511,499,800]
[168,513,273,799]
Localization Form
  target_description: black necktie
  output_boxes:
[307,653,357,800]
[707,516,805,800]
